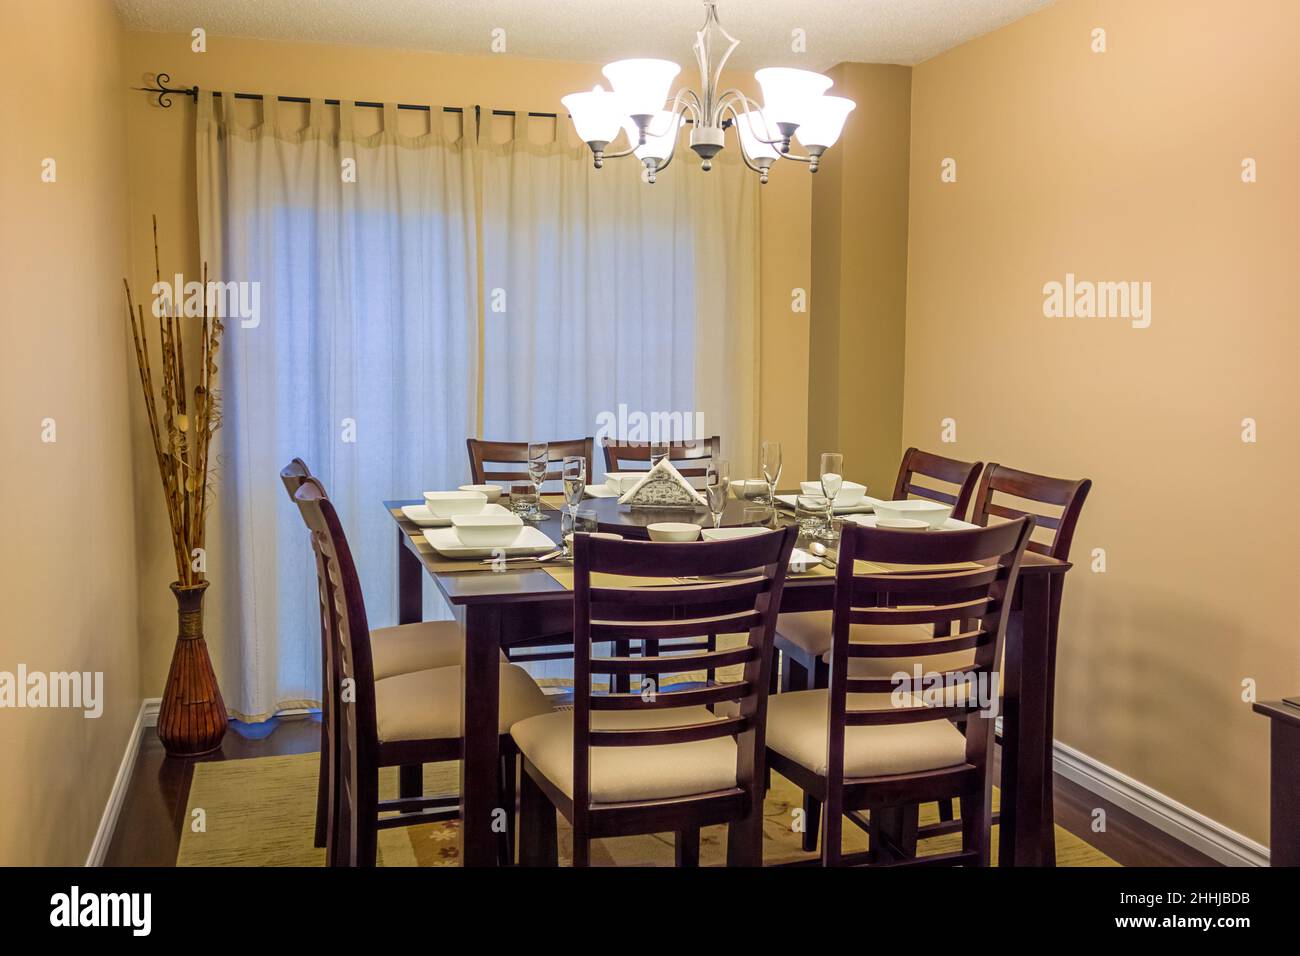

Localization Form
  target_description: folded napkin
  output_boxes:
[618,458,709,508]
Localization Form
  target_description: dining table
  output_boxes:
[385,491,1071,867]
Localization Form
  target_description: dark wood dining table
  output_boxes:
[386,492,1070,867]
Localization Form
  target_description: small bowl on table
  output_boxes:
[732,479,769,500]
[700,526,767,542]
[874,517,931,530]
[646,522,701,543]
[871,499,952,529]
[450,513,524,547]
[458,483,504,503]
[424,490,488,519]
[799,480,868,507]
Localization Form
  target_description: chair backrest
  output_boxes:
[293,479,379,865]
[279,457,312,495]
[467,437,594,490]
[891,447,983,520]
[601,436,722,479]
[571,525,798,816]
[826,518,1034,786]
[970,463,1091,561]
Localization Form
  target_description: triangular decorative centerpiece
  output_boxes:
[619,459,709,510]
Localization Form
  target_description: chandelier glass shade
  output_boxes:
[562,1,856,184]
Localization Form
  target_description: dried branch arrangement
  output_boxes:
[124,216,224,587]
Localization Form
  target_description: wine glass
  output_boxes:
[562,508,599,559]
[562,456,586,516]
[820,451,844,529]
[526,441,550,522]
[704,458,731,529]
[760,441,783,506]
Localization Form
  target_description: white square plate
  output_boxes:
[422,524,556,559]
[583,484,620,498]
[774,494,882,515]
[402,502,510,527]
[844,513,978,532]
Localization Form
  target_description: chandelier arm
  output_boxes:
[718,100,771,175]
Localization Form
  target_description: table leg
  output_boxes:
[1269,720,1300,866]
[999,572,1051,866]
[397,528,422,625]
[459,604,502,867]
[1041,577,1064,865]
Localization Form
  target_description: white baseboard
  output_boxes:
[1050,738,1269,867]
[85,697,160,867]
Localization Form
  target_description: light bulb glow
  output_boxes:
[735,110,781,161]
[561,85,625,145]
[622,111,683,162]
[753,67,833,129]
[601,58,681,117]
[794,95,856,148]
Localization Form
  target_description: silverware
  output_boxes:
[478,549,562,565]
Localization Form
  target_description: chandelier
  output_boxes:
[561,1,855,184]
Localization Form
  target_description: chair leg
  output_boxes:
[962,785,993,866]
[871,804,919,862]
[937,798,955,822]
[675,827,701,867]
[498,750,517,866]
[314,714,330,848]
[358,768,380,867]
[726,804,765,867]
[518,764,557,867]
[821,792,843,867]
[799,658,824,852]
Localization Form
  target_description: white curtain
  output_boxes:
[479,111,760,478]
[197,95,760,718]
[196,93,478,720]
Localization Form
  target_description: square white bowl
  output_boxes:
[871,499,952,529]
[457,483,504,503]
[605,472,642,494]
[450,512,524,547]
[800,480,867,506]
[423,490,487,519]
[732,479,769,499]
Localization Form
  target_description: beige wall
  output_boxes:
[121,32,814,693]
[809,63,911,492]
[0,1,139,864]
[905,0,1300,842]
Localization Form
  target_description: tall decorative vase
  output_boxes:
[157,581,227,756]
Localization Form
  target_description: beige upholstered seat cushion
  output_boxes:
[766,689,967,778]
[370,620,505,681]
[776,611,929,659]
[375,664,551,743]
[510,706,738,804]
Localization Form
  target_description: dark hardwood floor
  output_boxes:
[105,713,1217,867]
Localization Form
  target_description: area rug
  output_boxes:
[176,753,1117,867]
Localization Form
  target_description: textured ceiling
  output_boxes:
[114,0,1056,69]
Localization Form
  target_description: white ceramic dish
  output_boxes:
[401,502,509,528]
[732,479,769,500]
[700,526,768,542]
[870,499,953,529]
[845,513,978,532]
[605,472,643,494]
[422,525,555,559]
[799,479,868,506]
[583,484,619,498]
[423,490,487,519]
[450,512,524,547]
[774,493,880,515]
[647,522,701,542]
[874,517,931,530]
[457,483,504,503]
[788,548,823,572]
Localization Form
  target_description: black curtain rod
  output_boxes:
[134,72,558,118]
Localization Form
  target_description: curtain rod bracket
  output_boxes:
[132,73,199,109]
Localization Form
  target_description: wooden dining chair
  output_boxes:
[281,459,494,848]
[765,517,1034,866]
[890,447,984,520]
[600,435,722,478]
[466,437,594,491]
[292,479,552,865]
[513,524,798,867]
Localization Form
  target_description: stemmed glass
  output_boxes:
[561,508,598,559]
[526,441,550,522]
[760,441,783,506]
[820,451,844,532]
[562,456,586,516]
[705,458,731,529]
